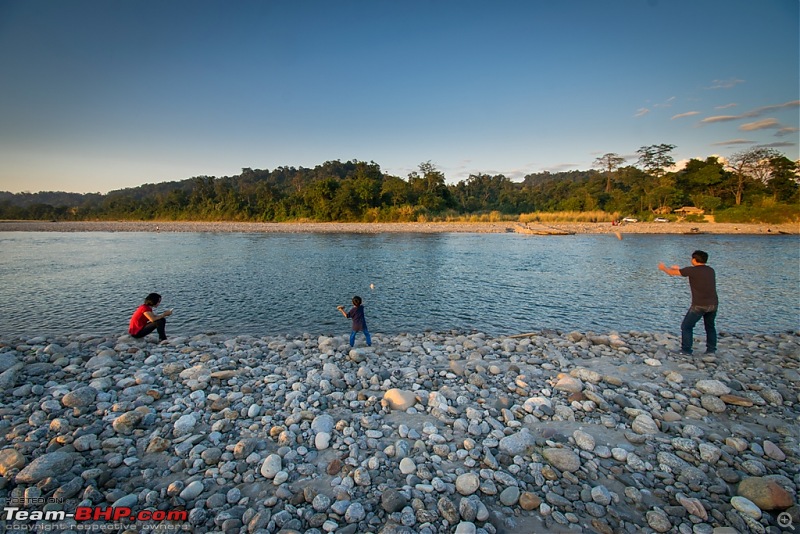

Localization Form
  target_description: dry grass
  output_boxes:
[519,210,620,223]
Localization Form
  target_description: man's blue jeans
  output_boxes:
[350,327,371,347]
[681,305,717,354]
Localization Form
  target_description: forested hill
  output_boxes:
[1,151,798,223]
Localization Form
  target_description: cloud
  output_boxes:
[443,162,541,183]
[776,127,800,138]
[654,97,676,108]
[699,100,799,125]
[756,142,796,148]
[544,163,581,172]
[715,103,738,110]
[706,78,745,89]
[742,100,799,118]
[701,115,740,124]
[670,159,690,172]
[711,139,753,147]
[671,111,700,120]
[739,118,780,131]
[634,108,650,118]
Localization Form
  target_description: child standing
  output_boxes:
[337,296,371,347]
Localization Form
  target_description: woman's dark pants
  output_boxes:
[133,318,167,341]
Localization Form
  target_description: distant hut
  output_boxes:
[674,206,705,216]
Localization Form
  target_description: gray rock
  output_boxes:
[15,452,74,484]
[61,386,98,408]
[542,448,581,472]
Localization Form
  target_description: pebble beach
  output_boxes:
[0,328,798,533]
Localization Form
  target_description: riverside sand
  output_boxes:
[1,220,799,235]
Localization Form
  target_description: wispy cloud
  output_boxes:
[701,115,740,124]
[740,118,780,131]
[654,97,676,108]
[699,100,799,125]
[706,78,745,89]
[445,161,541,182]
[757,142,797,149]
[711,139,753,147]
[544,163,581,173]
[715,103,738,110]
[634,108,650,118]
[776,127,800,138]
[671,111,700,120]
[742,100,800,118]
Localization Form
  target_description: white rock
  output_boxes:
[173,414,197,437]
[455,472,480,496]
[315,432,331,450]
[399,457,416,475]
[260,454,282,479]
[695,379,731,395]
[731,496,762,519]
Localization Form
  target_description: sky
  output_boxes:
[0,0,798,194]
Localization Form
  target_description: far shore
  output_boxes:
[0,219,798,235]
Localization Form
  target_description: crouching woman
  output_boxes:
[129,292,172,342]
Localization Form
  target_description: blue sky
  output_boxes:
[1,0,797,194]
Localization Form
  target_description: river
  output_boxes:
[0,231,797,337]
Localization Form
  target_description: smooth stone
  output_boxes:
[631,414,659,435]
[737,477,794,511]
[455,472,480,496]
[695,380,731,395]
[731,496,762,519]
[180,480,205,500]
[399,457,416,475]
[542,448,581,472]
[383,389,417,410]
[0,449,25,476]
[646,509,672,532]
[15,452,74,484]
[260,454,282,479]
[499,486,520,506]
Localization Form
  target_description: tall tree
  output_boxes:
[409,161,451,211]
[766,155,799,202]
[725,147,780,205]
[637,144,676,178]
[593,153,626,193]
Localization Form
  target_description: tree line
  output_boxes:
[1,146,797,223]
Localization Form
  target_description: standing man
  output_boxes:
[658,250,718,355]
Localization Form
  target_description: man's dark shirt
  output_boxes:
[679,265,718,307]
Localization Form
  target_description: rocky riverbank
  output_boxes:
[1,220,798,235]
[0,329,798,533]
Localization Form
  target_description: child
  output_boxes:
[337,296,372,347]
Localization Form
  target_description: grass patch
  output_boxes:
[519,210,619,223]
[714,203,800,224]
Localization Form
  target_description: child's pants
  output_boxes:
[350,327,371,347]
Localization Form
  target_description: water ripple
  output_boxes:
[0,231,797,337]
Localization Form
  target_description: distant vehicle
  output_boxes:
[622,217,638,223]
[653,217,669,223]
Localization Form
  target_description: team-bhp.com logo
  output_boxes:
[4,505,189,528]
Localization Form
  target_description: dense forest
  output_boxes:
[2,145,798,223]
